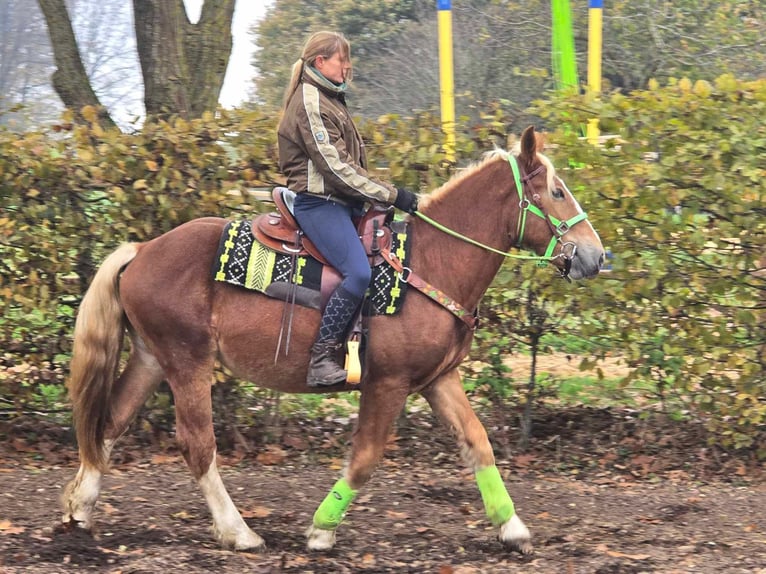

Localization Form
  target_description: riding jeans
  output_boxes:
[292,193,370,342]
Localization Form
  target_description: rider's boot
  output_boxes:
[307,286,361,388]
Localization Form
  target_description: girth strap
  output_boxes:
[378,247,478,330]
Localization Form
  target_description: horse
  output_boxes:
[61,126,604,554]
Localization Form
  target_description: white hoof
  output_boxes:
[61,467,102,531]
[499,514,533,555]
[61,511,94,531]
[215,525,265,551]
[306,524,336,551]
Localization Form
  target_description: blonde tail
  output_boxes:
[68,243,138,472]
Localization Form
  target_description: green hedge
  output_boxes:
[533,75,765,451]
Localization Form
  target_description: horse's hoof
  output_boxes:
[499,514,533,555]
[215,526,265,551]
[305,524,336,551]
[61,514,93,532]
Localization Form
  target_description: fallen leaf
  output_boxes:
[241,505,272,519]
[0,520,25,535]
[596,543,650,560]
[386,510,410,519]
[151,454,180,465]
[606,550,651,560]
[256,446,287,466]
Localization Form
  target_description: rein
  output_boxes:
[387,154,591,328]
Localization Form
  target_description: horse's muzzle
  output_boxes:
[565,246,605,280]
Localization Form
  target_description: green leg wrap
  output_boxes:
[475,465,515,526]
[313,478,358,530]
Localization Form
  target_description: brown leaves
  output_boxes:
[255,445,287,466]
[240,505,272,519]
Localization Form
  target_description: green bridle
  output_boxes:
[507,155,589,266]
[414,154,590,276]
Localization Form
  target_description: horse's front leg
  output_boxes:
[306,377,410,551]
[422,369,533,554]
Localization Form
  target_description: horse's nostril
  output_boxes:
[598,253,605,268]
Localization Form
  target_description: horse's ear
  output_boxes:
[519,126,538,165]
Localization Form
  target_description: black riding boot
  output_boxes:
[307,286,362,387]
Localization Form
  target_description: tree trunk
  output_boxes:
[133,0,234,119]
[37,0,116,127]
[40,0,234,124]
[186,0,235,117]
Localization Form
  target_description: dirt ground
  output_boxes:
[1,407,764,574]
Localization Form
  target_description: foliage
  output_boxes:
[533,75,766,451]
[596,0,766,91]
[1,106,280,409]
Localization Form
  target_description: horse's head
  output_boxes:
[512,126,605,280]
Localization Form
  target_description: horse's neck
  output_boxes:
[409,160,517,311]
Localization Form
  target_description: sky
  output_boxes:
[184,0,274,107]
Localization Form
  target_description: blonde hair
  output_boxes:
[280,31,352,110]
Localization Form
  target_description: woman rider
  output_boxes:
[277,31,419,387]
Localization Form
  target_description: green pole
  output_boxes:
[551,0,579,93]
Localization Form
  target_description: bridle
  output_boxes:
[414,153,591,279]
[383,153,593,328]
[507,155,590,279]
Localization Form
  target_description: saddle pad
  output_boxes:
[213,220,410,315]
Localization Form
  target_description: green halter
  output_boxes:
[506,155,589,265]
[414,154,589,267]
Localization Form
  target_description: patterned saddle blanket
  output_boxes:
[213,218,411,315]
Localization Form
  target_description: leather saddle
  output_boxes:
[252,188,394,267]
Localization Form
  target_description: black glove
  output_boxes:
[393,188,419,214]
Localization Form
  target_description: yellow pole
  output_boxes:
[587,0,603,145]
[437,0,455,162]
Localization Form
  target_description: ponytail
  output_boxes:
[281,58,305,110]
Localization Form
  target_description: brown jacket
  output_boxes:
[277,67,398,205]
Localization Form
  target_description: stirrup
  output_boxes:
[344,337,362,385]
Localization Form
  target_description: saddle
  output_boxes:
[252,188,394,267]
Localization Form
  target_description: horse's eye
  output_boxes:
[552,187,565,200]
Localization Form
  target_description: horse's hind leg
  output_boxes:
[168,367,264,551]
[62,335,164,529]
[422,369,533,554]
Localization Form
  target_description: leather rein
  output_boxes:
[379,154,591,330]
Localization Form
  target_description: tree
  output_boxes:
[0,0,60,127]
[37,0,236,124]
[252,0,765,127]
[252,0,431,112]
[596,0,766,91]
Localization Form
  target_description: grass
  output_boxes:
[546,374,656,408]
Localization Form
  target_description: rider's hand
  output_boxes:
[393,188,419,214]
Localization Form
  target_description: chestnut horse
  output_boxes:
[61,127,604,554]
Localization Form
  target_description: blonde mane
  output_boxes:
[419,148,556,210]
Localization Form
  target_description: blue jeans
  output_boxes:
[292,193,370,299]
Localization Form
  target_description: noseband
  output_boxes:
[507,156,589,279]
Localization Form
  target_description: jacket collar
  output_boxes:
[303,66,348,98]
